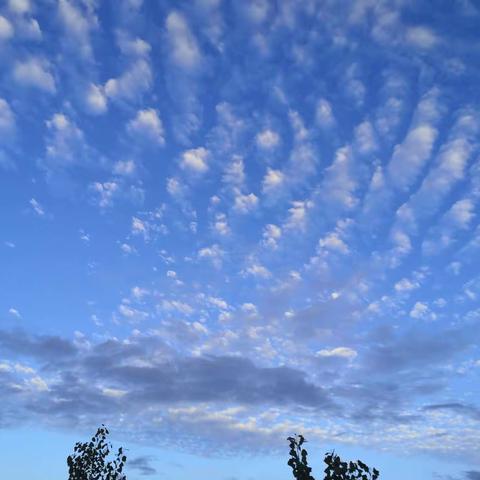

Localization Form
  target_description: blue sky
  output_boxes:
[1,0,480,479]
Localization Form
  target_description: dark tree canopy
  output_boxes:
[67,425,127,480]
[287,434,316,480]
[287,434,380,480]
[67,427,378,480]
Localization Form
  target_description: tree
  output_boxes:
[287,434,316,480]
[323,450,379,480]
[67,425,127,480]
[287,434,380,480]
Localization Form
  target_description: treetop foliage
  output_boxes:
[287,434,380,480]
[67,425,127,480]
[67,426,378,480]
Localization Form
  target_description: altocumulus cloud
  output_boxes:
[2,1,480,476]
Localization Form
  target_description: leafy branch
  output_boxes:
[67,425,127,480]
[287,434,379,480]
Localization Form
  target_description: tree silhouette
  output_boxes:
[67,425,127,480]
[287,434,379,480]
[287,434,316,480]
[323,450,379,480]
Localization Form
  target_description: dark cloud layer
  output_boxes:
[423,403,480,421]
[104,356,334,407]
[362,325,477,374]
[1,322,479,453]
[465,472,480,480]
[0,328,77,360]
[128,456,157,476]
[0,328,338,428]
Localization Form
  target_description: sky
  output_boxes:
[1,0,480,479]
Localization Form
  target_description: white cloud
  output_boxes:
[320,146,359,209]
[448,261,462,276]
[44,114,85,168]
[410,301,429,319]
[316,347,357,359]
[120,243,135,255]
[0,16,14,40]
[29,376,49,392]
[354,121,377,154]
[315,219,353,261]
[85,83,107,115]
[16,17,42,40]
[243,263,271,279]
[394,278,419,292]
[123,0,143,9]
[386,89,442,191]
[29,198,45,216]
[113,159,136,177]
[345,69,366,108]
[104,59,152,101]
[79,230,90,243]
[256,129,280,149]
[181,147,209,173]
[102,388,127,398]
[243,0,270,23]
[209,102,245,154]
[389,229,412,267]
[0,99,15,136]
[241,303,258,316]
[192,321,208,334]
[118,303,149,321]
[262,168,285,195]
[433,298,447,308]
[285,200,313,230]
[198,244,224,268]
[213,213,230,236]
[405,26,438,49]
[422,198,476,255]
[388,125,437,191]
[58,0,95,58]
[315,98,335,128]
[444,199,475,230]
[388,112,477,252]
[233,192,258,214]
[208,296,229,310]
[289,110,308,141]
[318,232,349,255]
[442,134,476,181]
[131,216,149,239]
[116,31,151,57]
[375,76,406,140]
[90,181,119,208]
[8,308,21,318]
[14,363,34,374]
[14,57,56,93]
[262,224,282,249]
[165,11,201,71]
[47,113,73,131]
[160,299,194,316]
[8,0,30,14]
[403,115,476,223]
[166,177,186,199]
[0,362,11,372]
[223,156,245,187]
[289,143,316,181]
[131,286,149,300]
[128,108,165,145]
